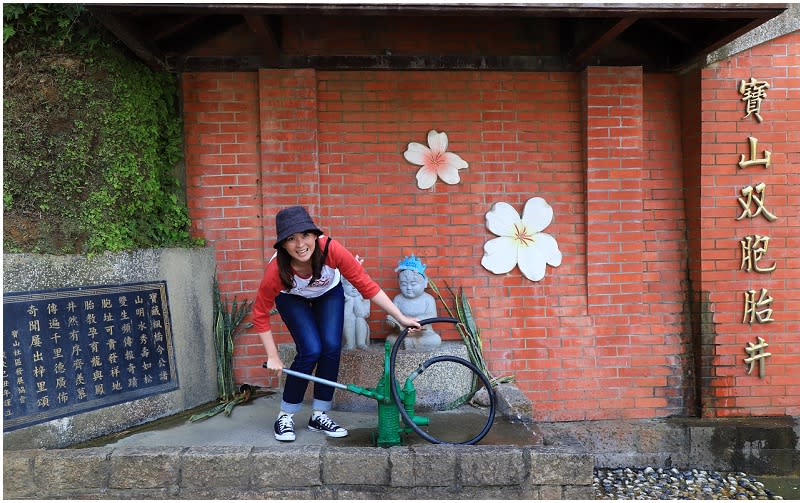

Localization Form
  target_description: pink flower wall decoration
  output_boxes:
[403,130,468,189]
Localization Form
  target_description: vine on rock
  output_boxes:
[3,4,200,254]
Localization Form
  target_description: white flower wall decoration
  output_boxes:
[481,197,563,282]
[404,130,468,189]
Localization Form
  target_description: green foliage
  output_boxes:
[429,278,514,391]
[3,3,100,51]
[3,4,200,254]
[189,277,256,423]
[212,277,253,401]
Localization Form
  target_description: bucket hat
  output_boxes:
[274,206,322,248]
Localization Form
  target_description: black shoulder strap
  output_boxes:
[322,236,332,262]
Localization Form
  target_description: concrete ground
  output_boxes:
[74,389,540,449]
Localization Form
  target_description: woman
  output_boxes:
[253,206,421,442]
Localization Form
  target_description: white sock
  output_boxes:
[278,410,293,418]
[312,410,325,418]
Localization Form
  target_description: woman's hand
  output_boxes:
[369,290,422,333]
[264,355,284,374]
[397,314,422,331]
[257,331,283,375]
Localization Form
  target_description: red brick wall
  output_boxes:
[692,31,800,417]
[181,31,799,420]
[182,71,264,297]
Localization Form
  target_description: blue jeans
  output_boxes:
[275,282,344,414]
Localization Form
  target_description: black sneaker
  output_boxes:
[274,413,295,442]
[307,412,348,438]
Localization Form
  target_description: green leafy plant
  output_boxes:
[429,278,514,392]
[189,277,257,422]
[213,278,253,401]
[3,4,101,53]
[3,4,200,254]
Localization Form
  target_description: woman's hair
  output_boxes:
[275,235,325,290]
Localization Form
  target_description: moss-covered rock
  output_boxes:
[3,4,198,254]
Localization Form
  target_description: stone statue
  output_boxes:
[342,278,370,350]
[386,255,441,350]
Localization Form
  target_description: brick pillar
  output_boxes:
[182,72,269,387]
[694,33,800,417]
[214,68,322,386]
[182,72,264,296]
[257,68,320,252]
[583,66,645,314]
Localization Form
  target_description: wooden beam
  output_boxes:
[91,3,788,19]
[151,15,204,42]
[90,10,168,71]
[568,16,638,68]
[243,14,280,64]
[644,19,693,45]
[674,14,783,73]
[695,15,777,55]
[167,54,567,72]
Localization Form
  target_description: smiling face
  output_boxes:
[281,231,317,265]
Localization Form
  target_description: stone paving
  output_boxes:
[594,467,787,500]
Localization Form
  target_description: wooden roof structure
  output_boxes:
[88,3,788,73]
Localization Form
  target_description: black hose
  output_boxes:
[388,316,497,445]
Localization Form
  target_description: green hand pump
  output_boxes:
[266,317,496,446]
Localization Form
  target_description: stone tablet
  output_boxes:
[3,281,178,431]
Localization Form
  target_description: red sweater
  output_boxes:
[251,236,381,333]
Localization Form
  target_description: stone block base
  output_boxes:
[3,445,594,500]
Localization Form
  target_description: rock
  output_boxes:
[593,467,782,500]
[470,386,491,407]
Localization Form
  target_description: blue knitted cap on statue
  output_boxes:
[395,255,427,279]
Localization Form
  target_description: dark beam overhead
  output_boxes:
[87,3,788,73]
[91,10,168,70]
[644,19,693,45]
[90,3,787,18]
[568,16,638,69]
[244,14,281,65]
[694,14,781,56]
[151,15,205,42]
